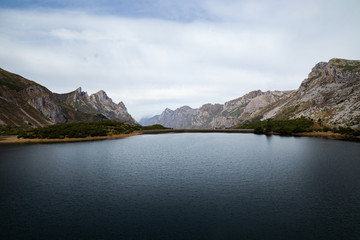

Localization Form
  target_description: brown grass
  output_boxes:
[1,131,359,144]
[0,132,141,144]
[294,131,360,140]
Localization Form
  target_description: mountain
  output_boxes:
[140,58,360,129]
[140,90,293,128]
[55,88,137,125]
[0,68,136,128]
[260,58,360,126]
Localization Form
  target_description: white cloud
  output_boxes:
[0,0,360,121]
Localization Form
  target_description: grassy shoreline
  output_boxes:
[293,131,360,141]
[0,121,171,144]
[1,130,359,144]
[0,132,141,144]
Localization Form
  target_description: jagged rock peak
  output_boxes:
[96,90,107,96]
[0,68,138,126]
[243,90,264,99]
[164,108,174,113]
[179,106,192,111]
[72,87,89,102]
[225,90,263,105]
[200,103,223,111]
[300,58,360,92]
[142,88,296,129]
[118,101,126,110]
[92,90,109,101]
[76,87,82,93]
[269,58,360,126]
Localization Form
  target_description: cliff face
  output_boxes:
[141,58,360,129]
[56,88,137,125]
[0,68,136,127]
[25,85,67,124]
[0,68,66,127]
[262,58,360,127]
[89,90,137,125]
[2,58,359,129]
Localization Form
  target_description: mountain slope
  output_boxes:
[0,68,67,127]
[141,58,360,129]
[140,90,293,129]
[0,68,136,128]
[56,88,137,125]
[261,58,360,127]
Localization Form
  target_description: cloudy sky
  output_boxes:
[0,0,359,120]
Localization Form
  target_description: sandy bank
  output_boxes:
[294,131,360,140]
[0,132,141,144]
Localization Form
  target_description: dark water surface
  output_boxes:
[1,133,360,240]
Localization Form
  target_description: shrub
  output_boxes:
[254,126,265,134]
[16,121,170,139]
[234,117,315,135]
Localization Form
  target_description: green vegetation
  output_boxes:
[140,124,171,130]
[0,126,24,136]
[16,121,170,139]
[333,126,360,136]
[240,115,263,125]
[6,118,360,140]
[234,117,315,135]
[17,121,131,139]
[0,71,28,91]
[275,105,300,119]
[235,117,360,136]
[339,64,360,72]
[335,59,360,73]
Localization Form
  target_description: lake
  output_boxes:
[1,133,360,240]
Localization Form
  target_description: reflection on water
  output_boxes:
[1,134,360,240]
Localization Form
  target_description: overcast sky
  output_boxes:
[0,0,359,120]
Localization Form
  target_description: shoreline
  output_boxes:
[138,129,255,134]
[293,131,360,141]
[0,130,359,144]
[0,129,254,144]
[0,132,141,144]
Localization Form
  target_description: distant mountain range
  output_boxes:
[0,68,136,128]
[140,58,360,129]
[1,58,359,130]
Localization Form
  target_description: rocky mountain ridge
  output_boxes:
[55,87,136,125]
[140,58,360,129]
[0,68,136,127]
[2,58,359,129]
[261,58,360,125]
[140,90,293,128]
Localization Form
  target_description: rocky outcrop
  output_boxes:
[141,58,360,129]
[140,90,292,129]
[56,88,137,125]
[89,90,136,124]
[26,85,67,124]
[2,58,359,129]
[261,58,360,127]
[0,68,66,127]
[0,68,137,127]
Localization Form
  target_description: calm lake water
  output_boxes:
[1,133,360,240]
